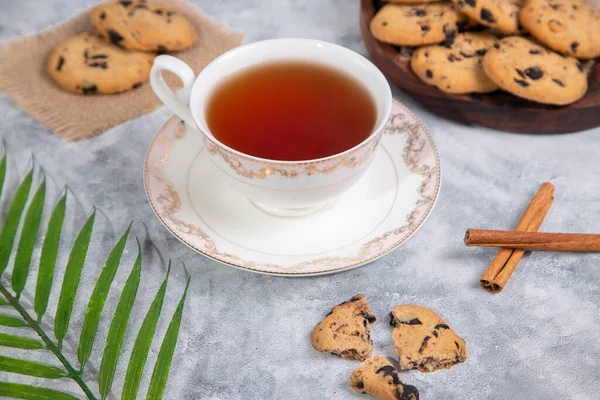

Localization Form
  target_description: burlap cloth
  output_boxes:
[0,0,244,141]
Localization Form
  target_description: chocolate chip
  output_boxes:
[550,3,560,10]
[99,11,106,20]
[420,25,430,33]
[493,43,500,49]
[56,56,65,71]
[107,29,124,45]
[571,42,579,53]
[552,78,565,87]
[455,341,460,350]
[459,51,474,58]
[382,21,388,26]
[432,331,439,337]
[88,62,108,69]
[356,381,364,389]
[82,84,98,95]
[434,324,450,330]
[166,11,174,17]
[415,9,426,16]
[515,68,526,78]
[155,9,164,14]
[84,49,89,59]
[573,4,578,9]
[157,45,167,54]
[90,54,108,59]
[480,8,495,23]
[134,4,148,9]
[119,0,132,7]
[361,311,377,324]
[426,70,433,78]
[577,62,583,72]
[466,0,476,6]
[400,384,420,400]
[476,49,487,56]
[418,336,431,353]
[447,54,462,62]
[529,49,540,54]
[514,79,529,87]
[524,67,543,80]
[456,20,469,30]
[376,366,401,385]
[441,24,456,48]
[424,51,429,57]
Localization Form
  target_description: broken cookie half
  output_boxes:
[350,355,419,400]
[389,305,466,372]
[310,294,377,361]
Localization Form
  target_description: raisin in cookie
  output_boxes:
[310,294,376,361]
[370,3,469,47]
[90,0,197,53]
[520,0,600,59]
[350,355,419,400]
[483,36,588,105]
[389,305,466,372]
[411,32,499,94]
[47,32,154,94]
[452,0,525,34]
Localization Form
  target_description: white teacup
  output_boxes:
[150,39,392,217]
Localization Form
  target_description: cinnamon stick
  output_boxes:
[478,182,555,293]
[465,230,600,252]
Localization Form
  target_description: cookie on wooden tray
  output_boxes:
[451,0,525,34]
[370,3,470,47]
[411,32,499,94]
[350,355,420,400]
[389,305,466,372]
[519,0,600,59]
[310,294,377,361]
[47,32,154,95]
[483,36,588,105]
[90,0,197,53]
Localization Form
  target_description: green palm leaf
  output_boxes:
[0,167,33,275]
[0,314,27,327]
[0,356,68,379]
[121,263,171,400]
[0,156,188,399]
[34,192,67,321]
[54,210,95,348]
[98,240,142,399]
[0,154,7,200]
[147,276,190,400]
[78,222,132,371]
[12,178,46,296]
[0,382,78,400]
[0,333,44,350]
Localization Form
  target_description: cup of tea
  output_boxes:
[150,39,392,217]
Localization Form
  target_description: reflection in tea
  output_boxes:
[206,61,377,161]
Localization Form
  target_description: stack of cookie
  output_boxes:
[310,295,467,399]
[47,0,197,95]
[370,0,599,105]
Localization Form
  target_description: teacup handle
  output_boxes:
[150,55,197,127]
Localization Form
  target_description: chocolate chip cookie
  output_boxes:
[519,0,600,59]
[483,36,588,105]
[350,355,419,400]
[47,32,154,94]
[310,294,377,361]
[411,32,499,93]
[389,305,466,372]
[90,0,197,53]
[370,3,469,46]
[451,0,525,34]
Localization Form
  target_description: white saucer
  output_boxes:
[144,100,441,276]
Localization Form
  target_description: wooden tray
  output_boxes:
[360,0,600,134]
